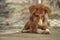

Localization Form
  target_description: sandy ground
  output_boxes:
[0,28,60,40]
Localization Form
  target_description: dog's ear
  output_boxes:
[29,5,36,14]
[45,6,51,16]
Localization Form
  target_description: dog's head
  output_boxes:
[29,4,51,18]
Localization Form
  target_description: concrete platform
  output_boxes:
[0,28,60,40]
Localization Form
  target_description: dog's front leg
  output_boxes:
[41,20,51,34]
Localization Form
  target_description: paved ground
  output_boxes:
[0,28,60,40]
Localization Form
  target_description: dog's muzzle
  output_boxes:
[38,19,43,26]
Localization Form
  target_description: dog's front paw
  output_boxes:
[41,31,50,34]
[41,29,51,34]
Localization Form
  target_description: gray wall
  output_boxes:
[0,0,60,32]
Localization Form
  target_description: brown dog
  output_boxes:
[22,4,51,34]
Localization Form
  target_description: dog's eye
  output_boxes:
[35,15,39,17]
[36,8,38,10]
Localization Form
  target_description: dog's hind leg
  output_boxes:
[21,21,30,33]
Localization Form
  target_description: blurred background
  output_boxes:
[0,0,60,34]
